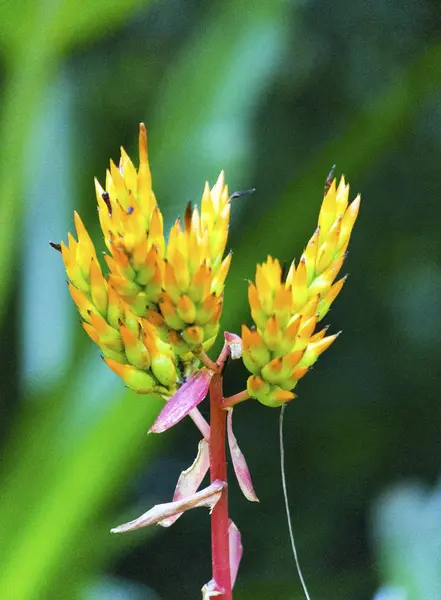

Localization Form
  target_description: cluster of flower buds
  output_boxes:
[56,125,233,396]
[242,177,360,407]
[55,124,360,407]
[159,178,231,355]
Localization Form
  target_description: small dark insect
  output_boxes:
[184,200,193,232]
[49,241,62,253]
[324,165,336,195]
[101,191,112,216]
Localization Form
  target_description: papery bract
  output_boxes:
[201,580,223,599]
[111,480,225,533]
[228,520,243,587]
[159,439,210,527]
[227,409,258,502]
[149,368,213,434]
[224,331,243,360]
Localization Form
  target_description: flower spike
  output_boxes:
[55,125,183,397]
[242,174,360,407]
[159,172,233,356]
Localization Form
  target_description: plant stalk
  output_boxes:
[222,389,249,408]
[209,372,232,599]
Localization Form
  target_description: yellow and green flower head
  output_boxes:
[95,124,165,317]
[242,176,360,407]
[55,124,359,405]
[60,210,178,396]
[57,124,232,396]
[160,172,232,354]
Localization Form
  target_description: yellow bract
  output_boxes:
[243,176,360,407]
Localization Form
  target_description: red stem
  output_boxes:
[209,372,232,599]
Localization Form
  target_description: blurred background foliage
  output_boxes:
[1,0,440,598]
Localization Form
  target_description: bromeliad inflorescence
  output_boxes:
[52,124,360,599]
[243,176,359,407]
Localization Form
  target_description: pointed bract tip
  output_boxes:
[214,170,225,189]
[139,123,148,163]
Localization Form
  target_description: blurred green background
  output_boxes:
[1,0,441,598]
